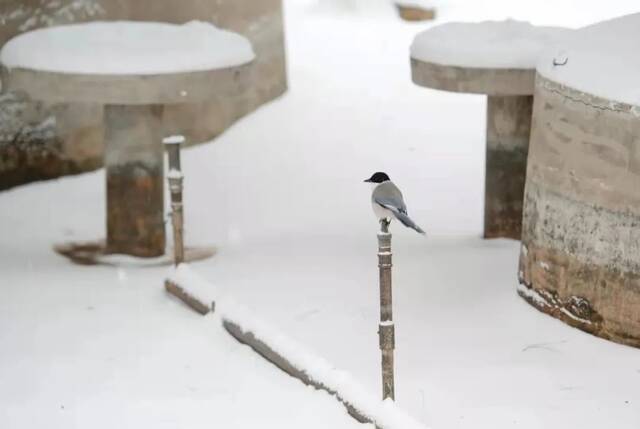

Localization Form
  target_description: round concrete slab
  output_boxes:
[411,56,534,239]
[410,22,570,239]
[1,21,255,259]
[411,58,535,96]
[1,64,253,105]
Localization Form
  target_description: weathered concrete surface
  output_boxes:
[0,0,287,190]
[104,105,165,257]
[519,74,640,347]
[0,91,103,190]
[484,95,532,239]
[2,63,254,105]
[411,58,535,96]
[165,280,211,316]
[411,57,534,238]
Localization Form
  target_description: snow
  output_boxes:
[413,0,639,28]
[314,0,396,17]
[0,20,255,75]
[167,264,217,308]
[169,264,424,428]
[2,0,640,428]
[163,135,186,145]
[221,299,426,429]
[394,0,434,8]
[0,263,365,429]
[167,169,184,180]
[95,252,171,267]
[411,20,570,69]
[517,283,550,309]
[536,13,640,106]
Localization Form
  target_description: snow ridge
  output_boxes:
[220,299,427,429]
[168,264,426,429]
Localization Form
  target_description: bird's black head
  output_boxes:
[364,172,390,183]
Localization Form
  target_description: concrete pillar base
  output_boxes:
[520,75,640,348]
[484,95,532,239]
[105,104,165,257]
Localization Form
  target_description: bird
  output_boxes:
[364,172,425,234]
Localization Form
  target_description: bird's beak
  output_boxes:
[364,179,372,183]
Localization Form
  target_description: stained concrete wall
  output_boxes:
[519,74,640,347]
[0,0,287,190]
[484,95,532,239]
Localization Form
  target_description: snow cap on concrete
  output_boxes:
[0,20,255,75]
[537,13,640,106]
[411,20,570,69]
[163,135,186,145]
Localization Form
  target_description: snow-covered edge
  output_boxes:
[516,282,549,309]
[219,299,427,429]
[167,264,426,429]
[166,264,218,308]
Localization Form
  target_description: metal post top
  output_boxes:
[163,135,186,145]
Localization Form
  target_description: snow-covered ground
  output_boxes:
[2,0,640,428]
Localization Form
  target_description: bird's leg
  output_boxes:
[380,218,390,234]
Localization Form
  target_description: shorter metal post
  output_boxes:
[378,219,395,400]
[164,135,185,266]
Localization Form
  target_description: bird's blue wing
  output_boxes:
[373,181,407,214]
[373,182,424,234]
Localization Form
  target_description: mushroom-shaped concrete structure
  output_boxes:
[1,21,254,259]
[518,13,640,347]
[411,21,569,239]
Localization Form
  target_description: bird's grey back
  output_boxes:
[372,181,407,214]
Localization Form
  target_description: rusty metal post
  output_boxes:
[164,135,185,266]
[378,219,395,400]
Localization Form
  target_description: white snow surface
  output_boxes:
[95,252,171,267]
[2,1,640,428]
[167,264,217,308]
[537,13,640,106]
[393,0,434,8]
[163,135,186,145]
[411,20,570,69]
[169,263,425,427]
[221,299,426,429]
[0,20,255,75]
[167,168,184,180]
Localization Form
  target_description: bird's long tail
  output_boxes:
[393,211,426,235]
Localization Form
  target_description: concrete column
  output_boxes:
[104,105,165,257]
[484,95,532,239]
[519,75,640,348]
